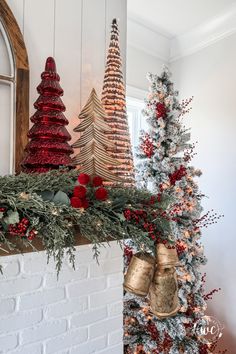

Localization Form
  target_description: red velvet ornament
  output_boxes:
[73,185,87,198]
[78,173,90,185]
[81,198,89,209]
[95,187,108,201]
[156,102,167,119]
[92,176,103,187]
[21,57,74,173]
[70,197,83,208]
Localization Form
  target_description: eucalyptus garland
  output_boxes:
[0,170,172,275]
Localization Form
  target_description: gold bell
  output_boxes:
[156,243,179,268]
[124,252,155,297]
[149,267,180,319]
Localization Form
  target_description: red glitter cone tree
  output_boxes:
[102,19,134,185]
[22,57,73,173]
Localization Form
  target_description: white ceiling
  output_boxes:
[128,0,236,37]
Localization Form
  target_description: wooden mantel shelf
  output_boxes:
[0,228,92,257]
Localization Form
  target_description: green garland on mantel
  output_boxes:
[0,170,172,275]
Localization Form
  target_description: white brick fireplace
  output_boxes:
[0,242,123,353]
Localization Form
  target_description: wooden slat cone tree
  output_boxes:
[72,88,122,183]
[102,18,135,185]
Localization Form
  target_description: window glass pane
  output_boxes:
[0,24,12,76]
[0,82,13,175]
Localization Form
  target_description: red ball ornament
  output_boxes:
[73,185,87,198]
[95,187,108,201]
[78,173,90,185]
[81,199,89,209]
[92,176,103,187]
[70,197,83,208]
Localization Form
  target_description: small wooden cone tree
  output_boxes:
[72,88,122,183]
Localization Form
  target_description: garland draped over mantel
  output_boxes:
[0,170,172,275]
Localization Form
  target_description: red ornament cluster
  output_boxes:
[156,102,167,119]
[70,173,108,209]
[141,133,154,158]
[169,165,187,185]
[8,217,36,240]
[22,57,74,173]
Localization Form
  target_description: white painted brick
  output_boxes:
[90,287,122,308]
[97,343,123,354]
[89,316,123,339]
[44,266,88,288]
[0,309,42,334]
[0,243,123,353]
[107,272,123,287]
[22,252,58,274]
[10,342,43,354]
[0,259,20,278]
[0,276,42,297]
[106,242,123,259]
[70,335,107,354]
[72,246,109,268]
[0,298,16,316]
[108,329,123,346]
[46,297,88,319]
[21,320,67,345]
[107,301,123,317]
[89,258,122,278]
[19,287,65,310]
[67,277,107,298]
[46,328,88,354]
[0,333,18,351]
[71,307,107,328]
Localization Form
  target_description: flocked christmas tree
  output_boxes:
[72,88,121,183]
[102,18,134,185]
[124,67,223,354]
[22,57,73,173]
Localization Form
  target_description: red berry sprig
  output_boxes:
[169,165,187,186]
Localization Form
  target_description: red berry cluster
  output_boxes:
[169,165,187,186]
[193,210,223,229]
[124,246,133,265]
[199,344,209,354]
[70,173,108,209]
[140,133,154,158]
[0,207,6,212]
[176,240,187,255]
[179,96,193,117]
[8,217,37,240]
[123,208,161,241]
[156,102,167,119]
[147,323,159,341]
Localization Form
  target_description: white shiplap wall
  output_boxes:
[6,0,127,156]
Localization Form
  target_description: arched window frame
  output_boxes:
[0,0,29,173]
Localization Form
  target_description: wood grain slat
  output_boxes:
[0,230,93,257]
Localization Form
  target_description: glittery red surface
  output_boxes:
[22,57,74,173]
